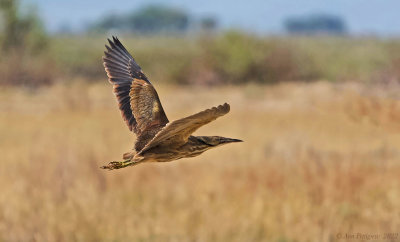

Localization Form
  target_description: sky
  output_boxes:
[23,0,400,36]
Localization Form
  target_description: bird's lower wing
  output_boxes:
[138,103,230,154]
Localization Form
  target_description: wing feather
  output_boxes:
[103,36,169,149]
[139,103,230,154]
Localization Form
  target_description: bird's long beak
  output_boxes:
[221,137,243,144]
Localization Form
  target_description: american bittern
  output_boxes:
[101,37,242,170]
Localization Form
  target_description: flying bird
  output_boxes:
[101,37,242,170]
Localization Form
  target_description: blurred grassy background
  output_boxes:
[2,34,400,86]
[1,82,400,241]
[2,0,400,241]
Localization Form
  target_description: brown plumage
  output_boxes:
[101,36,242,170]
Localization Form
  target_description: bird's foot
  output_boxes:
[100,160,135,170]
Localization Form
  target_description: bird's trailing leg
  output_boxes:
[100,159,139,170]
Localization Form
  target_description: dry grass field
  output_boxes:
[1,81,400,241]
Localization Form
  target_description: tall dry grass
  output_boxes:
[1,81,400,241]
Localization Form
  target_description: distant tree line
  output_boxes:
[285,14,346,35]
[0,0,47,51]
[90,5,217,34]
[0,0,51,86]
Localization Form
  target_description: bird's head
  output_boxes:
[196,136,243,149]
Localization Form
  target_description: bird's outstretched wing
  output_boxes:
[103,37,169,151]
[139,103,230,154]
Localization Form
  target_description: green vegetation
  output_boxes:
[0,1,399,86]
[1,1,399,87]
[0,0,47,51]
[28,33,400,85]
[0,0,51,86]
[1,30,400,86]
[0,2,399,87]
